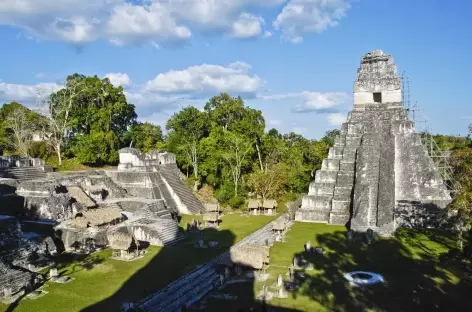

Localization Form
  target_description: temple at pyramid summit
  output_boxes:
[295,50,452,235]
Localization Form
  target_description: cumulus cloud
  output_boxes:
[104,72,132,89]
[106,2,191,46]
[231,13,264,38]
[0,0,286,46]
[144,61,262,96]
[273,0,351,43]
[0,81,62,103]
[261,91,349,113]
[327,112,346,125]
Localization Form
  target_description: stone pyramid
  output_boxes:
[295,50,452,235]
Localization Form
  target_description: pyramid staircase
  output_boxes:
[0,167,48,181]
[157,164,204,215]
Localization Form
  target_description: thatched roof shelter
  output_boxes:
[272,219,286,231]
[204,203,219,212]
[203,212,219,222]
[70,207,123,228]
[229,244,270,269]
[248,199,261,209]
[262,199,277,209]
[107,229,133,251]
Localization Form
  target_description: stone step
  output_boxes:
[295,209,330,223]
[333,186,352,201]
[314,170,338,183]
[331,200,350,212]
[310,182,335,196]
[328,147,344,159]
[329,212,350,225]
[301,195,332,210]
[321,159,340,171]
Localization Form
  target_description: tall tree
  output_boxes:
[221,131,254,196]
[125,122,164,152]
[37,76,85,165]
[166,106,208,191]
[3,104,35,156]
[247,163,289,200]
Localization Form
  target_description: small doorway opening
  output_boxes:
[373,92,382,103]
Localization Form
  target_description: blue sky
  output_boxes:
[0,0,470,139]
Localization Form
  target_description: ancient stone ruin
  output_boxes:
[295,50,452,235]
[106,148,204,215]
[0,148,202,300]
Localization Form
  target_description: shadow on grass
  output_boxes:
[292,229,472,312]
[81,227,237,311]
[197,227,472,312]
[200,262,304,312]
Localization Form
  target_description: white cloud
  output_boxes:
[106,2,191,46]
[231,13,264,38]
[263,30,273,38]
[261,91,348,113]
[0,0,115,44]
[0,0,286,46]
[35,73,45,79]
[273,0,351,43]
[0,81,62,103]
[327,113,346,125]
[104,72,132,89]
[145,61,262,95]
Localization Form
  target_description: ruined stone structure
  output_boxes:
[107,148,204,215]
[0,155,52,181]
[295,50,452,235]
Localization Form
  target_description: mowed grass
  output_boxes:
[0,214,276,312]
[204,222,472,312]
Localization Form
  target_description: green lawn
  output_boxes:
[203,222,472,312]
[0,214,276,312]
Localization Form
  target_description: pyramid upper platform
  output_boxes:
[354,50,402,105]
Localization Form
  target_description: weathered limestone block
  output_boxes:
[328,147,344,159]
[322,159,340,171]
[315,171,338,183]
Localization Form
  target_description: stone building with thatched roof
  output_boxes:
[203,212,219,228]
[204,202,220,213]
[247,199,261,215]
[262,199,277,215]
[108,227,142,260]
[229,244,270,270]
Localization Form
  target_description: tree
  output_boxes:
[3,104,35,156]
[66,74,136,137]
[125,122,164,152]
[166,107,208,191]
[39,74,137,166]
[248,163,289,200]
[259,129,285,172]
[37,76,85,165]
[221,131,254,196]
[73,131,120,166]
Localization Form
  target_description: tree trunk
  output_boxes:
[255,143,263,171]
[56,144,62,166]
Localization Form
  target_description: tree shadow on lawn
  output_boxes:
[81,227,237,311]
[292,229,472,312]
